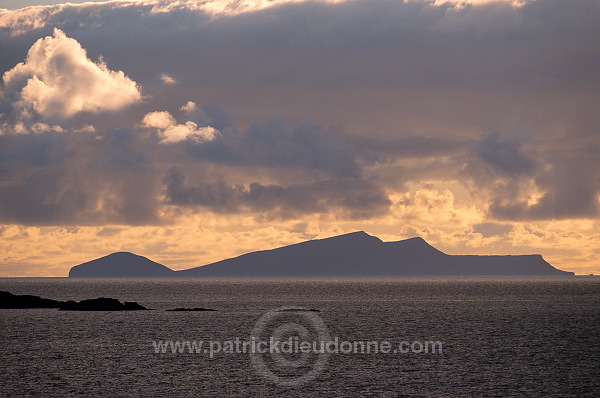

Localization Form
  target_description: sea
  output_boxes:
[1,278,599,397]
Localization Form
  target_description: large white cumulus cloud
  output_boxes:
[1,28,141,120]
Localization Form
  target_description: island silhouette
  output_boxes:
[68,231,573,277]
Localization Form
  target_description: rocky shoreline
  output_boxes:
[0,290,148,311]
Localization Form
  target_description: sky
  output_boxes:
[0,0,599,277]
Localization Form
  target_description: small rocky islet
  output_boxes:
[0,290,216,312]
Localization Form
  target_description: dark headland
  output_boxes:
[68,231,574,278]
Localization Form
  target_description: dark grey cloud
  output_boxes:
[0,130,67,169]
[346,135,471,164]
[0,108,402,224]
[0,129,162,225]
[186,116,361,176]
[465,133,600,221]
[472,132,536,176]
[163,166,391,219]
[463,132,536,197]
[489,151,600,220]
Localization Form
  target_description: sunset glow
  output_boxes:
[1,0,599,276]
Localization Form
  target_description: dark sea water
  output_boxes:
[1,278,599,397]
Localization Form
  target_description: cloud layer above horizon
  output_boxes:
[1,0,599,275]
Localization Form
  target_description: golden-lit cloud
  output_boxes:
[2,28,141,120]
[159,72,176,84]
[141,109,219,143]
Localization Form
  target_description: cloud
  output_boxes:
[141,111,175,130]
[163,166,391,219]
[0,99,383,225]
[186,116,362,176]
[1,28,141,121]
[389,186,484,228]
[464,132,600,221]
[489,152,600,220]
[159,73,176,84]
[180,101,197,113]
[141,110,219,143]
[472,132,536,176]
[472,222,513,237]
[0,129,161,225]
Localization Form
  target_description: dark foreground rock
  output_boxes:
[0,290,148,311]
[59,297,148,311]
[166,307,217,311]
[0,290,62,309]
